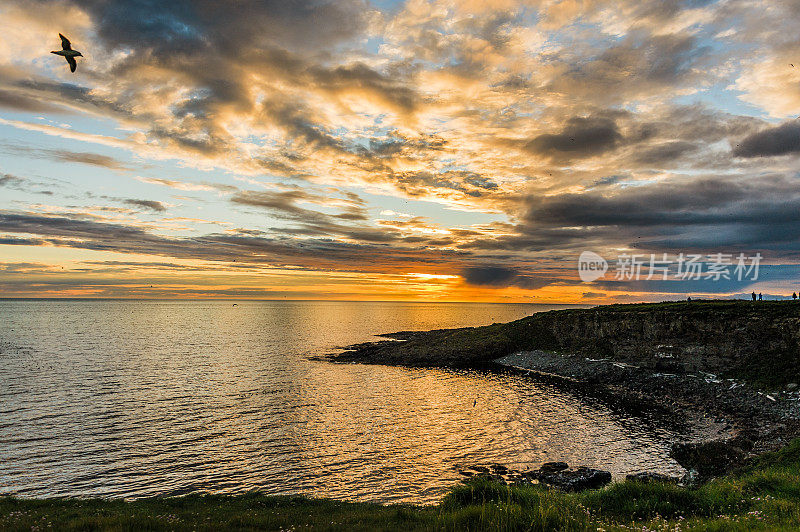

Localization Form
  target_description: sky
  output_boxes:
[1,0,800,302]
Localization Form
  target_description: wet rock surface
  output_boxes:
[625,471,681,483]
[458,462,612,492]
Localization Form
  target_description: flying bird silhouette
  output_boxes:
[51,33,82,72]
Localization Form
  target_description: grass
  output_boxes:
[4,439,800,531]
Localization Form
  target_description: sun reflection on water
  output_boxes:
[0,300,684,504]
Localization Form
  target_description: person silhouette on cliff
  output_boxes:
[752,291,757,301]
[793,292,797,300]
[759,293,763,301]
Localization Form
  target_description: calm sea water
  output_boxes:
[0,300,686,504]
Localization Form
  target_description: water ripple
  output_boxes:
[0,300,685,504]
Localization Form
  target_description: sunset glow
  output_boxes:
[2,0,800,301]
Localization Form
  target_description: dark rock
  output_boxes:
[538,466,612,491]
[670,434,754,478]
[626,472,680,483]
[459,462,610,491]
[539,461,569,473]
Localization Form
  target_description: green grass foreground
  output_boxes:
[4,440,800,531]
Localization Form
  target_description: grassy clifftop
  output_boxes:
[3,438,800,531]
[331,300,800,388]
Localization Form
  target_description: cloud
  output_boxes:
[524,116,622,159]
[462,265,554,289]
[51,150,132,170]
[0,88,63,113]
[733,121,800,158]
[0,236,46,246]
[0,172,53,195]
[582,291,606,299]
[122,199,167,212]
[524,176,800,250]
[0,173,25,188]
[136,176,235,192]
[0,211,468,274]
[230,187,370,230]
[0,142,134,170]
[3,0,800,300]
[634,141,698,165]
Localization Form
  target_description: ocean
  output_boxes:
[0,300,685,504]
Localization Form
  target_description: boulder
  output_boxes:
[670,434,754,478]
[538,466,611,491]
[539,461,569,473]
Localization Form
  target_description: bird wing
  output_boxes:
[66,56,77,73]
[59,33,72,51]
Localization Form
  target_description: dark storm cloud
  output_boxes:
[122,199,167,212]
[526,176,800,229]
[525,116,622,158]
[464,174,800,254]
[733,121,800,157]
[462,266,554,289]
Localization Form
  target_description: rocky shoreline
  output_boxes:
[494,350,800,482]
[324,301,800,486]
[458,462,614,491]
